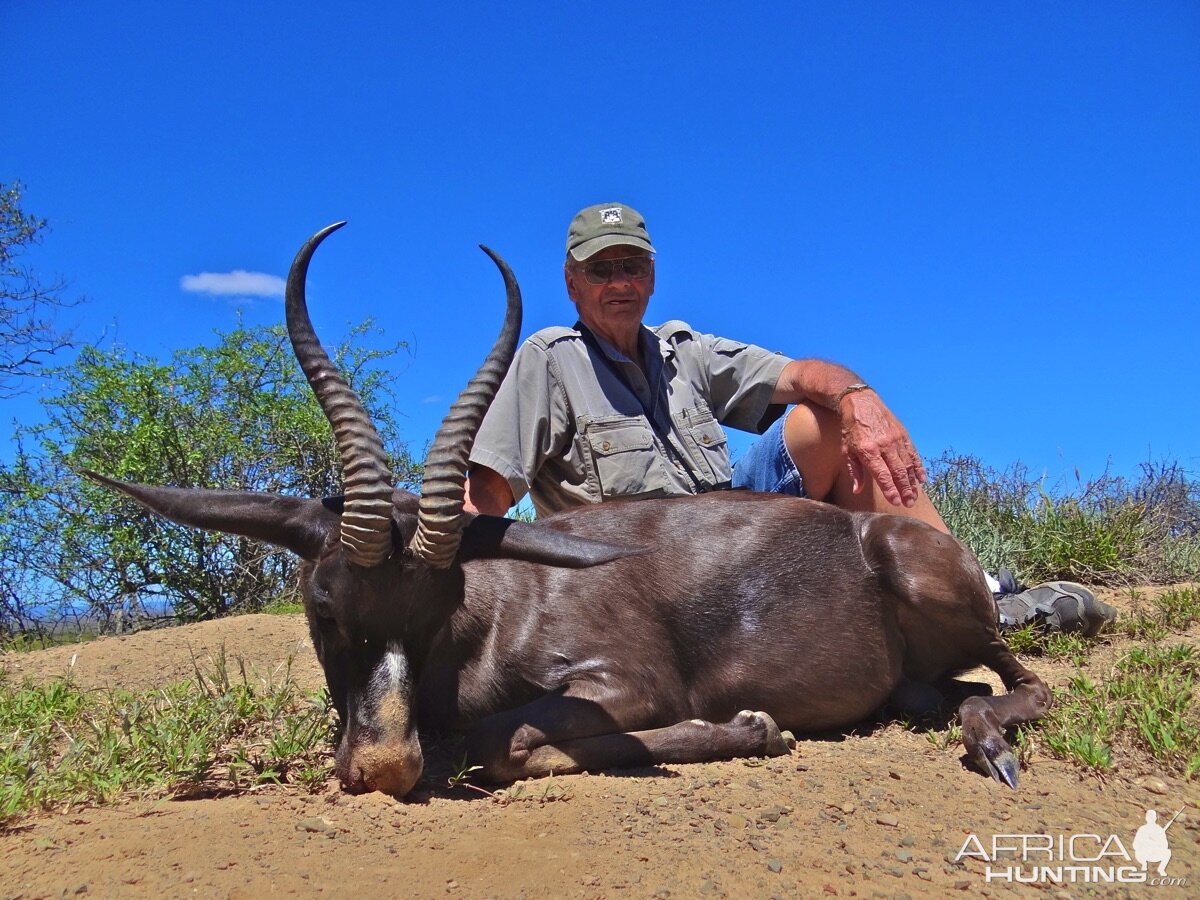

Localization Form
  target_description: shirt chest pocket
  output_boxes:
[674,405,732,487]
[579,416,673,500]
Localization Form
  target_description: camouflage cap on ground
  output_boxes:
[565,203,656,261]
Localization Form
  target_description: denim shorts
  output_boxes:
[731,414,807,497]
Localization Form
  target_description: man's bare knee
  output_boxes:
[782,401,842,501]
[782,402,950,533]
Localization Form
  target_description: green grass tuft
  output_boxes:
[0,651,333,825]
[1019,644,1200,778]
[259,599,305,616]
[1115,586,1200,640]
[1002,626,1095,664]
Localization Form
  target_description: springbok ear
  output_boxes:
[459,515,649,568]
[82,470,338,561]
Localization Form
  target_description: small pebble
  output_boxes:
[1136,776,1169,796]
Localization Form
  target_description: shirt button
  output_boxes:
[601,440,612,451]
[701,435,712,445]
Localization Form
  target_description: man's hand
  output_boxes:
[838,391,927,508]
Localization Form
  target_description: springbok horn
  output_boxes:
[285,222,394,567]
[409,246,522,568]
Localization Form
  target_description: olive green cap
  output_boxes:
[565,203,656,261]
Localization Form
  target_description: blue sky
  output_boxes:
[6,2,1199,490]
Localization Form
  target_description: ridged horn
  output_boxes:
[286,222,394,567]
[409,246,522,568]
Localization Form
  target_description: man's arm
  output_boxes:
[465,337,569,517]
[465,465,516,516]
[771,359,927,508]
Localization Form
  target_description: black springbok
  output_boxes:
[87,223,1050,797]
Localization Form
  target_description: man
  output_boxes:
[465,202,1114,634]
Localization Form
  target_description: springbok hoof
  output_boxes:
[970,737,1020,789]
[739,710,791,757]
[983,749,1021,789]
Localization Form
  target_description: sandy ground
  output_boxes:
[2,587,1198,899]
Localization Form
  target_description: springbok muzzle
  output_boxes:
[337,642,424,796]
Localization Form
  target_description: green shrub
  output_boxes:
[927,455,1200,586]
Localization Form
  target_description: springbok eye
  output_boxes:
[311,593,337,625]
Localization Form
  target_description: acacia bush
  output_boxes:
[0,322,417,639]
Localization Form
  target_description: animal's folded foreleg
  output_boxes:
[519,710,791,779]
[466,694,790,783]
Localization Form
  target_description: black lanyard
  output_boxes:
[574,322,707,493]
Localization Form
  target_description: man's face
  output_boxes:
[565,245,655,341]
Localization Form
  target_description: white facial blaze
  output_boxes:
[381,642,408,690]
[364,641,412,741]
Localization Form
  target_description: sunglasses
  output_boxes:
[577,256,654,285]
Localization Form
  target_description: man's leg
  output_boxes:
[738,403,1116,637]
[781,401,949,532]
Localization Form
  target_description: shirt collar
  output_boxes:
[573,322,675,366]
[641,325,675,365]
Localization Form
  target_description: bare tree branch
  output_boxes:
[1,181,80,397]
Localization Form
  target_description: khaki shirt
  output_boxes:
[469,320,790,517]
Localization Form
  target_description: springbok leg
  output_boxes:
[958,638,1053,789]
[465,691,789,783]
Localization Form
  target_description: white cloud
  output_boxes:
[180,270,285,298]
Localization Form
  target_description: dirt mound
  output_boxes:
[3,590,1198,898]
[1,614,323,694]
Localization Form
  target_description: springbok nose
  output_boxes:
[343,741,424,797]
[361,765,422,797]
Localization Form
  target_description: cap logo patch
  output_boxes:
[600,207,623,225]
